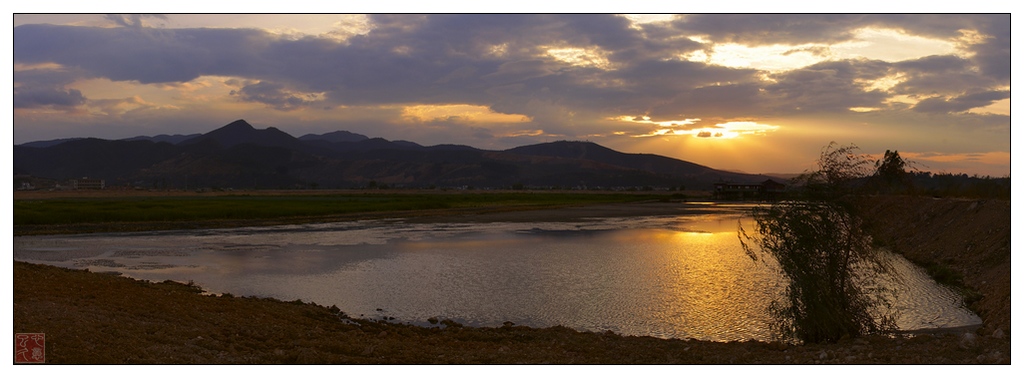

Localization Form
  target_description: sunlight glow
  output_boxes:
[545,47,613,69]
[967,98,1010,116]
[613,116,780,140]
[322,14,373,42]
[897,151,1010,176]
[620,14,676,25]
[885,94,920,106]
[831,28,957,62]
[902,151,1010,165]
[856,73,906,92]
[701,43,826,72]
[704,121,780,139]
[953,29,988,57]
[691,27,959,72]
[849,107,880,112]
[487,43,509,58]
[84,95,176,116]
[14,62,65,71]
[613,115,700,127]
[679,49,710,63]
[502,129,547,137]
[392,46,412,55]
[401,104,531,124]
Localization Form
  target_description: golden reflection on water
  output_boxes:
[634,219,781,341]
[13,211,980,341]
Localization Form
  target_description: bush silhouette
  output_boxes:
[740,143,898,343]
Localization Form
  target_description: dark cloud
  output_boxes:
[13,87,85,108]
[912,90,1010,114]
[671,14,871,44]
[649,83,765,121]
[14,24,269,83]
[482,60,556,85]
[968,15,1010,81]
[893,55,1000,95]
[231,81,321,111]
[762,59,893,113]
[13,65,91,109]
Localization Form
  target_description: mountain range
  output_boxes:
[14,119,780,190]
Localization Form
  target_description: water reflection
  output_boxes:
[13,210,979,341]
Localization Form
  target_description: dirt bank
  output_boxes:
[857,195,1011,336]
[12,261,1011,364]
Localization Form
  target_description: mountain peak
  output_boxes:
[179,119,301,149]
[219,119,255,131]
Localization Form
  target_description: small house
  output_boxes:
[71,177,105,190]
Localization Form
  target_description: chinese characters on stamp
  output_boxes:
[15,333,45,363]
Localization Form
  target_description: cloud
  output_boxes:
[912,90,1011,114]
[12,15,975,125]
[650,83,765,121]
[104,14,167,29]
[231,81,325,111]
[482,60,556,84]
[763,59,894,113]
[13,64,90,109]
[671,14,872,45]
[14,24,271,84]
[892,55,998,96]
[13,87,86,109]
[966,15,1010,81]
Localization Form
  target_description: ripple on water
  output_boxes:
[13,213,982,341]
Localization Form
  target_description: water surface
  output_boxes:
[14,206,980,341]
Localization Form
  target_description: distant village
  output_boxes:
[15,175,105,191]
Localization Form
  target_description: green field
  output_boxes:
[14,192,664,227]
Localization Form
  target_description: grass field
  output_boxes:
[13,191,668,232]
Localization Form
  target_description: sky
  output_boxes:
[9,11,1013,177]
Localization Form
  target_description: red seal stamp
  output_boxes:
[15,333,45,363]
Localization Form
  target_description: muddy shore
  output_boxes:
[12,197,1012,364]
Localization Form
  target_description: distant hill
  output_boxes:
[298,130,369,143]
[122,133,202,144]
[21,133,203,147]
[14,119,780,190]
[19,137,85,148]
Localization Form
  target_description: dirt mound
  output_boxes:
[857,195,1011,335]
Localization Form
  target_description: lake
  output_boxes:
[13,203,981,342]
